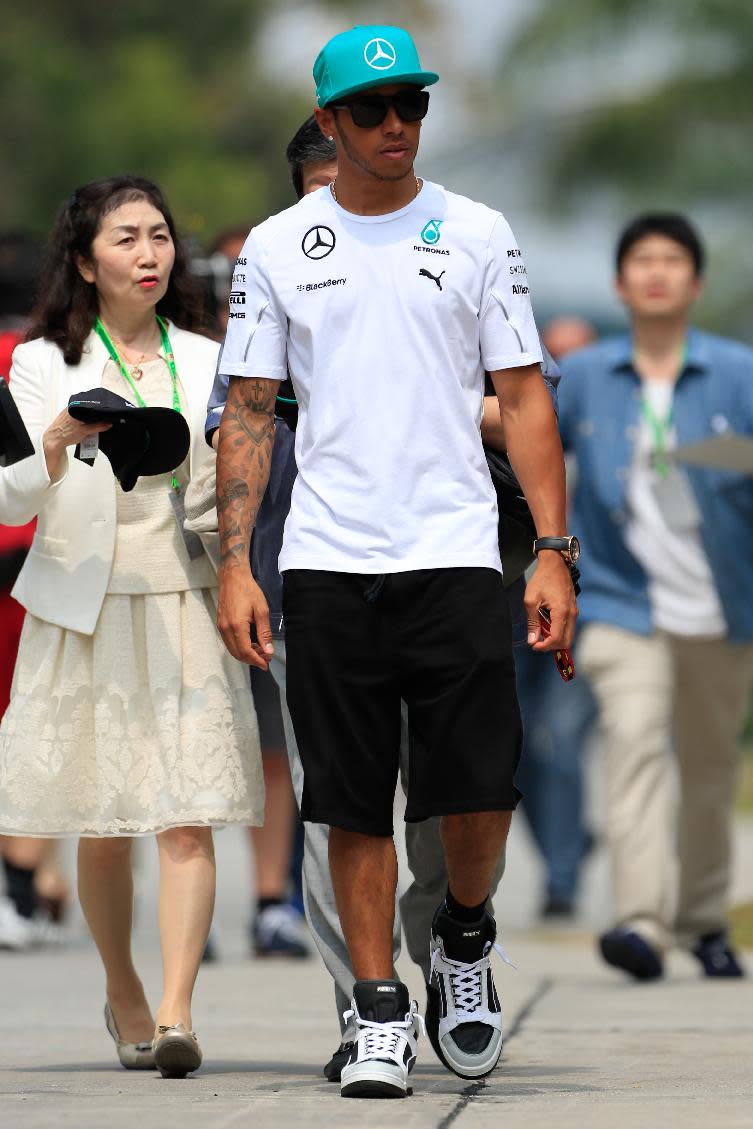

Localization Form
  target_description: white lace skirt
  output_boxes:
[0,589,264,836]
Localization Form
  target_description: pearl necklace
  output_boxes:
[330,176,421,204]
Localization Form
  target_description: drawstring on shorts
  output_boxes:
[363,575,387,604]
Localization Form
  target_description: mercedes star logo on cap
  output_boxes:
[364,37,397,71]
[302,226,336,260]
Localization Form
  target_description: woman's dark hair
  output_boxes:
[27,175,205,364]
[615,212,705,277]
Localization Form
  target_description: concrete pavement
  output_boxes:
[2,816,753,1128]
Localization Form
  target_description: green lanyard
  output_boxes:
[95,315,182,490]
[635,342,687,479]
[640,396,673,479]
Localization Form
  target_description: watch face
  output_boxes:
[569,536,581,563]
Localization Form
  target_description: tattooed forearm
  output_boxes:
[216,375,280,571]
[219,543,247,567]
[217,478,249,514]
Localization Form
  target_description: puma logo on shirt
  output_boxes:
[419,267,445,291]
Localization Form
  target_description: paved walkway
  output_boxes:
[2,817,752,1128]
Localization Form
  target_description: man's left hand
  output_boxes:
[524,553,578,651]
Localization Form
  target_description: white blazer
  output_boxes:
[0,325,219,634]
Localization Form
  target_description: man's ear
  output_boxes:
[315,106,336,141]
[75,253,96,284]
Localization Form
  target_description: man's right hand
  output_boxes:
[217,565,275,669]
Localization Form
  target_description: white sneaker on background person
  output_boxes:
[0,895,34,951]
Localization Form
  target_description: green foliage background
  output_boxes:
[498,0,753,338]
[3,0,753,323]
[0,1,316,243]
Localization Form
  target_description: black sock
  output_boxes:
[257,896,284,914]
[444,886,487,923]
[3,859,37,919]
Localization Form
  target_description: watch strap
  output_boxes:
[533,537,572,554]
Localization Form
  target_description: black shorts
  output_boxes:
[282,568,522,837]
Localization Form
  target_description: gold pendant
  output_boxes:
[131,364,143,381]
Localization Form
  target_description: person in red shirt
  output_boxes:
[0,233,70,950]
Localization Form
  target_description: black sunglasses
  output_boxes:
[332,90,430,129]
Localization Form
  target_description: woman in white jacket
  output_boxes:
[0,176,263,1078]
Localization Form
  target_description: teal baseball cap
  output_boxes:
[314,25,439,107]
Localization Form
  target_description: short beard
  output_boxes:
[337,128,414,183]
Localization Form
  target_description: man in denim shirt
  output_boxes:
[559,213,753,982]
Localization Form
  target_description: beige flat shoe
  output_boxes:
[104,1002,156,1070]
[152,1023,203,1079]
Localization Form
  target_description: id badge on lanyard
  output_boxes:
[641,394,701,532]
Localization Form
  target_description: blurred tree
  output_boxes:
[0,1,313,242]
[498,0,753,337]
[501,0,753,206]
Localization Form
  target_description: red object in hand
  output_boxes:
[538,607,575,682]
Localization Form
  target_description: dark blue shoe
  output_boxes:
[599,927,663,981]
[252,902,310,959]
[691,932,745,978]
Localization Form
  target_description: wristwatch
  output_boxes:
[532,535,581,566]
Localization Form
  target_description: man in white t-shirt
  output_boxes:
[215,25,576,1098]
[559,213,753,983]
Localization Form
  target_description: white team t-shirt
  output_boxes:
[219,180,542,575]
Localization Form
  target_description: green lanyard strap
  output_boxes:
[640,396,673,479]
[634,342,687,480]
[95,316,182,490]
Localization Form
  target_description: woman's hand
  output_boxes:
[42,410,111,482]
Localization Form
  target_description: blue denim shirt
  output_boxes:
[558,329,753,642]
[206,353,562,644]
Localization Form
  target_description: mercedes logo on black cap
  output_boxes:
[302,225,336,260]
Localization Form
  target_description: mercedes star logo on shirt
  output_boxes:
[302,226,336,260]
[364,37,397,71]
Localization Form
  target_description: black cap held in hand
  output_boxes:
[68,386,190,492]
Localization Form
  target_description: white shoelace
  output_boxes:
[343,1002,426,1061]
[430,940,517,1019]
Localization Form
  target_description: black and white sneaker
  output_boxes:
[426,907,512,1079]
[340,980,424,1099]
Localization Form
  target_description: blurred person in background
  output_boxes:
[0,176,263,1076]
[514,314,599,918]
[559,213,753,981]
[542,316,597,363]
[204,225,250,336]
[0,232,71,950]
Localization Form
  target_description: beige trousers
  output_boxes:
[578,623,753,953]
